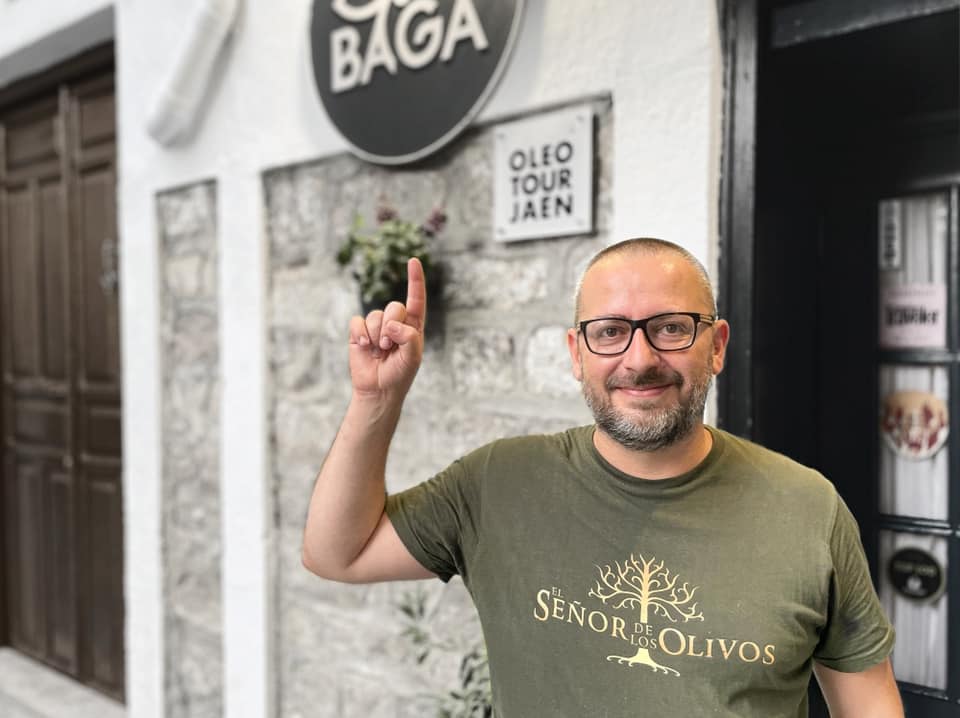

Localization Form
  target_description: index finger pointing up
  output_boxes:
[405,257,427,331]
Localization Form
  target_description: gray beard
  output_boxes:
[581,365,712,452]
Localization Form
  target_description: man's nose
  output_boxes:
[622,327,662,370]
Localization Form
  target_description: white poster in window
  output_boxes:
[878,199,902,271]
[493,104,594,242]
[879,283,947,349]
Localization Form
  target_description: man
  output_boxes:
[303,238,903,717]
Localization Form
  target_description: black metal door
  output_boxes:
[722,2,960,715]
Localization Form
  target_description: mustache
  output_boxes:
[605,367,684,390]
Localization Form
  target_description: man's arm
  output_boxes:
[301,258,436,584]
[813,658,903,717]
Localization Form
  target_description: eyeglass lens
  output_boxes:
[585,315,697,353]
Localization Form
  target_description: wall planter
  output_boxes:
[337,203,446,330]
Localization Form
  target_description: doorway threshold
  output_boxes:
[0,648,125,718]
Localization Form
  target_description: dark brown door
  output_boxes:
[0,57,123,701]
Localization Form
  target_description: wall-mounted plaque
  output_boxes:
[311,0,524,165]
[889,547,946,602]
[493,103,594,242]
[881,390,949,461]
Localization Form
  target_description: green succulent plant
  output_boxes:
[336,202,445,308]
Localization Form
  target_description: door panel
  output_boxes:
[71,74,123,699]
[78,167,119,384]
[5,186,41,376]
[47,466,77,673]
[40,179,68,380]
[85,464,122,690]
[11,458,45,656]
[0,62,123,701]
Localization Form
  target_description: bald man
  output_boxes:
[303,238,902,717]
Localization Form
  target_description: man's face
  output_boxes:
[566,252,729,451]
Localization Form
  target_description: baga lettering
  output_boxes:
[330,0,489,93]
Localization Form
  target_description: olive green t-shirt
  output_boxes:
[386,426,894,717]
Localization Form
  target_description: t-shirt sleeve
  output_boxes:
[385,453,483,583]
[813,495,895,672]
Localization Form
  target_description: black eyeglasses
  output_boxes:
[578,313,716,355]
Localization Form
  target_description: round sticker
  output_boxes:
[311,0,524,165]
[888,548,945,602]
[880,390,949,460]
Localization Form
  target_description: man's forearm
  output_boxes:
[301,393,404,578]
[814,659,903,718]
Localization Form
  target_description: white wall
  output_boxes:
[2,1,724,716]
[0,0,112,56]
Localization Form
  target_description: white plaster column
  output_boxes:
[119,169,166,718]
[219,171,273,718]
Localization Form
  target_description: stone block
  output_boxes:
[164,305,219,366]
[524,325,581,397]
[163,249,217,299]
[450,327,515,397]
[443,255,548,309]
[271,328,324,393]
[157,183,216,244]
[430,407,530,463]
[163,366,219,446]
[279,575,482,718]
[275,461,321,534]
[165,615,223,718]
[272,397,344,467]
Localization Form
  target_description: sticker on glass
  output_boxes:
[881,390,949,460]
[888,548,946,602]
[878,199,902,271]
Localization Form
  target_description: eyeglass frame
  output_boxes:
[577,312,717,355]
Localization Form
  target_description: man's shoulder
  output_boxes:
[710,426,838,499]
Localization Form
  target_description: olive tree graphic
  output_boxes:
[589,553,703,676]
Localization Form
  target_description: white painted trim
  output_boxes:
[146,0,241,145]
[220,174,273,718]
[120,185,165,718]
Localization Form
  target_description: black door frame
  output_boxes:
[718,0,960,712]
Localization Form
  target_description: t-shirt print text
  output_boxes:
[533,553,777,676]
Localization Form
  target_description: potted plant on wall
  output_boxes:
[336,201,446,315]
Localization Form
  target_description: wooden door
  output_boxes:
[0,59,123,701]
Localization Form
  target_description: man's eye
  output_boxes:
[600,325,625,337]
[660,323,684,335]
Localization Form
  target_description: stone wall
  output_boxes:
[267,100,611,717]
[158,183,223,718]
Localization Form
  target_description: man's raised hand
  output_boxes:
[348,258,427,399]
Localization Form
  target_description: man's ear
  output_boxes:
[711,319,730,375]
[567,327,583,381]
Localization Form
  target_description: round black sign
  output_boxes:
[311,0,524,164]
[888,548,945,602]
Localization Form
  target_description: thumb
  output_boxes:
[384,319,422,348]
